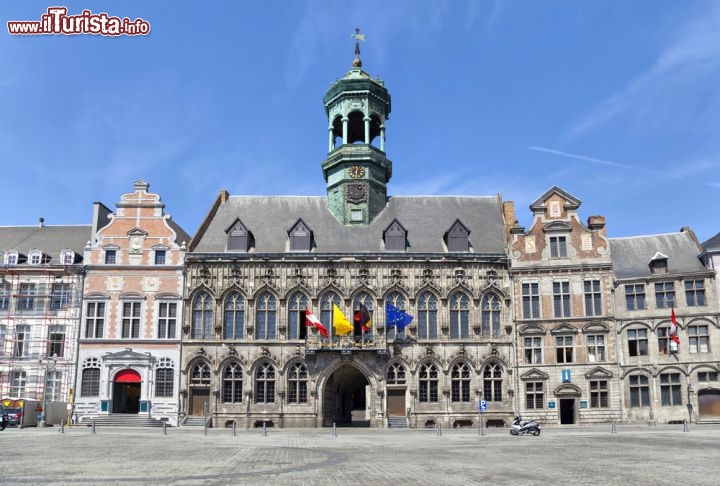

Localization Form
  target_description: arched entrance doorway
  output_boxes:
[698,389,720,418]
[113,369,141,414]
[322,364,370,427]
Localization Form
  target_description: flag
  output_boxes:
[354,304,372,332]
[670,308,680,344]
[386,303,413,332]
[305,308,328,338]
[333,304,354,335]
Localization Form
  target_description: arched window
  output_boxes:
[386,291,408,340]
[449,292,470,339]
[483,363,503,402]
[417,291,438,340]
[287,362,308,403]
[255,362,275,403]
[255,292,277,340]
[288,292,308,340]
[190,362,211,386]
[222,362,243,403]
[320,291,342,338]
[387,363,406,384]
[481,293,501,336]
[224,292,245,339]
[352,292,374,337]
[80,358,100,397]
[451,363,471,402]
[419,363,439,403]
[155,357,174,398]
[192,292,213,339]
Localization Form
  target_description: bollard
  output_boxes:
[683,419,689,432]
[436,423,442,436]
[92,420,96,434]
[162,421,167,435]
[332,421,337,437]
[232,422,236,437]
[611,420,617,434]
[263,421,267,437]
[60,420,65,434]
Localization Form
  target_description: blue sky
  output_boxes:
[2,1,719,243]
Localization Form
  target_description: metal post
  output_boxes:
[60,419,64,434]
[203,402,208,436]
[263,421,267,437]
[332,421,337,437]
[232,422,236,437]
[162,421,167,435]
[480,411,485,436]
[436,422,442,436]
[92,420,96,434]
[611,420,617,434]
[683,419,689,432]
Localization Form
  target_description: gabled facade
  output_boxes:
[0,220,89,424]
[74,181,190,426]
[611,229,719,423]
[506,187,619,424]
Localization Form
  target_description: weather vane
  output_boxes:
[351,27,364,67]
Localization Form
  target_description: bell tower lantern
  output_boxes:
[322,29,392,225]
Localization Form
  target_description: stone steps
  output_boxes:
[81,414,166,428]
[387,415,408,428]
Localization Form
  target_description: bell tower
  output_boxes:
[322,29,392,225]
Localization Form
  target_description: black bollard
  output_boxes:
[162,421,167,435]
[232,422,236,437]
[92,420,96,434]
[60,419,65,434]
[611,420,617,433]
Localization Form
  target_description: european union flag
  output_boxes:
[386,303,413,332]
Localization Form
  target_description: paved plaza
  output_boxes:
[2,424,718,485]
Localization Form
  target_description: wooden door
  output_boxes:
[387,388,406,416]
[698,389,720,417]
[190,388,210,416]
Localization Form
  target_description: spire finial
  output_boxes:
[351,27,365,68]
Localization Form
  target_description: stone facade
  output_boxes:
[74,181,190,426]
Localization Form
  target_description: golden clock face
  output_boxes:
[348,165,365,179]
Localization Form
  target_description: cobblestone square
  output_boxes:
[2,424,718,485]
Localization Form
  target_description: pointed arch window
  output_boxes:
[483,363,503,402]
[289,219,313,252]
[386,291,407,340]
[287,362,308,403]
[288,292,308,340]
[446,220,470,252]
[227,220,251,252]
[224,292,245,339]
[191,292,213,339]
[255,292,277,340]
[451,363,471,402]
[387,363,407,384]
[384,220,407,251]
[222,362,243,403]
[419,363,439,403]
[417,291,438,340]
[449,292,470,339]
[320,291,342,338]
[190,362,211,386]
[255,362,275,403]
[352,292,374,337]
[481,293,501,336]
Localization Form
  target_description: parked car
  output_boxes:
[4,408,22,427]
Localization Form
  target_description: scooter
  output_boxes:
[510,416,541,436]
[0,411,8,431]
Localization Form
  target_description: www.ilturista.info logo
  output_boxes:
[7,7,151,36]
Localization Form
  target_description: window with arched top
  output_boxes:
[387,363,406,385]
[80,358,101,397]
[288,292,308,340]
[320,291,342,338]
[255,362,275,403]
[451,363,471,402]
[419,363,439,403]
[190,362,211,386]
[222,362,243,403]
[191,292,213,339]
[481,294,501,336]
[155,358,174,398]
[482,363,503,402]
[449,292,470,339]
[255,292,277,340]
[287,362,308,403]
[386,291,408,340]
[224,292,245,339]
[417,291,438,340]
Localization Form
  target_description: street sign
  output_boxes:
[480,400,487,412]
[562,369,571,383]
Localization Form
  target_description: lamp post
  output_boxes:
[686,383,695,426]
[39,353,58,428]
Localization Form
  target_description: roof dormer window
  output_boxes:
[226,219,252,252]
[649,252,669,275]
[384,220,407,252]
[60,250,76,265]
[4,251,18,266]
[446,220,470,252]
[29,250,45,265]
[289,219,313,252]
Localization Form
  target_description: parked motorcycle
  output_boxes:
[0,410,8,431]
[510,416,541,436]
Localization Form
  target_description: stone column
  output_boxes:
[328,127,334,152]
[342,117,349,145]
[380,126,386,151]
[364,116,371,144]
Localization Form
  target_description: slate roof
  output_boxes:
[192,196,506,255]
[610,232,705,279]
[0,225,90,264]
[702,231,720,253]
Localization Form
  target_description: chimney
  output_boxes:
[502,201,516,238]
[587,215,606,235]
[39,217,45,228]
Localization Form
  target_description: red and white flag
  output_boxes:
[305,308,329,338]
[670,308,680,344]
